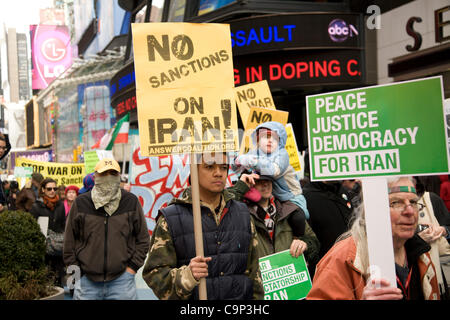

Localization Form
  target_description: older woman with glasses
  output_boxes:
[307,176,441,300]
[30,177,66,287]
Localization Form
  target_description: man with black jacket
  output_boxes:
[303,181,353,277]
[63,158,149,300]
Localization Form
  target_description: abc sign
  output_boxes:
[328,19,359,42]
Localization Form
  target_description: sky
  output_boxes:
[0,0,55,32]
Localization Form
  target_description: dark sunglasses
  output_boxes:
[46,187,58,191]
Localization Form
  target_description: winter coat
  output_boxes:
[418,191,450,298]
[440,175,450,212]
[303,182,353,261]
[247,198,320,267]
[232,121,303,202]
[30,198,65,233]
[162,193,253,300]
[143,187,264,300]
[307,235,440,300]
[63,189,150,282]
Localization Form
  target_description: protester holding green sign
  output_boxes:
[307,177,440,300]
[233,175,320,268]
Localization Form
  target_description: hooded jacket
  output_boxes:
[233,121,302,203]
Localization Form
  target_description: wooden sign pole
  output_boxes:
[190,157,207,300]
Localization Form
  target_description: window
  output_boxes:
[198,0,235,16]
[168,0,186,22]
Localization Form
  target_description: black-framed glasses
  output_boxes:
[389,200,425,212]
[46,187,58,191]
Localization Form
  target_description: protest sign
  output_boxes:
[240,107,289,154]
[132,22,237,300]
[306,76,448,289]
[259,250,312,300]
[15,157,85,188]
[84,151,99,174]
[14,166,33,178]
[136,87,238,157]
[14,166,34,189]
[132,23,238,157]
[235,80,275,128]
[285,123,302,174]
[132,23,234,90]
[306,76,449,181]
[84,150,114,174]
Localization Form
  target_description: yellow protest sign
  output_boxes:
[235,80,276,128]
[240,107,289,154]
[132,23,234,90]
[132,23,238,157]
[137,87,239,156]
[285,123,302,173]
[15,157,85,188]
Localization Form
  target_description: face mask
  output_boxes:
[94,175,120,192]
[92,174,121,215]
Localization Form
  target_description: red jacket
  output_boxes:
[439,175,450,211]
[307,236,440,300]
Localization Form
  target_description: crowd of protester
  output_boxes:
[1,123,450,300]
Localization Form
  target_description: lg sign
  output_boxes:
[328,19,359,42]
[31,25,72,89]
[41,37,67,78]
[41,38,67,62]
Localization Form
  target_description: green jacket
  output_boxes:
[142,187,264,300]
[249,200,320,264]
[228,180,320,265]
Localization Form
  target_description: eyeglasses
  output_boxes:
[0,146,7,150]
[46,187,58,191]
[389,199,425,212]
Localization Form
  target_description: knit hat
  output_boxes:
[79,173,95,194]
[65,185,80,196]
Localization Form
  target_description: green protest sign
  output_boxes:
[84,150,114,174]
[306,76,449,180]
[14,166,33,178]
[84,151,100,174]
[259,249,312,300]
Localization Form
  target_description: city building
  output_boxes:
[113,0,380,152]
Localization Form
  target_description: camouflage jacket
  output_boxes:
[142,187,264,300]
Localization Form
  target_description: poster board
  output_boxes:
[132,23,239,157]
[259,250,312,300]
[306,76,449,181]
[235,80,276,128]
[15,157,85,188]
[240,107,289,154]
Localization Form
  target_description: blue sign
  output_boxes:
[230,13,362,57]
[231,25,296,47]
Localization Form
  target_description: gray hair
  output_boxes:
[336,176,414,276]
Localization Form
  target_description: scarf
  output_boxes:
[263,196,277,239]
[43,195,59,211]
[64,199,71,217]
[91,175,121,216]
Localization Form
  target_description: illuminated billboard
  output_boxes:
[30,25,72,89]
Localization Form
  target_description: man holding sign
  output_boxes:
[307,177,440,300]
[143,153,263,300]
